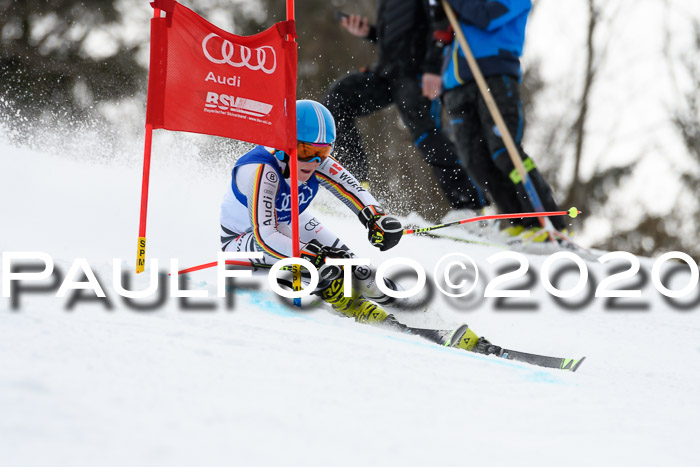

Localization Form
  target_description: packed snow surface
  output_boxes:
[1,128,699,467]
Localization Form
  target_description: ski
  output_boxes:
[497,348,586,371]
[402,324,585,372]
[281,272,586,372]
[446,325,586,371]
[401,324,464,346]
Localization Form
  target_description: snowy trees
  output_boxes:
[668,20,700,259]
[524,0,699,259]
[0,0,144,118]
[0,0,263,122]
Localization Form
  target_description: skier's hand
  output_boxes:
[358,205,403,251]
[341,14,370,38]
[422,73,442,100]
[300,240,351,268]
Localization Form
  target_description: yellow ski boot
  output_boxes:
[317,265,390,324]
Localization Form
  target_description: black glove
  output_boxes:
[358,205,403,251]
[300,239,352,268]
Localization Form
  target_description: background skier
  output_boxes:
[322,0,488,215]
[433,0,567,239]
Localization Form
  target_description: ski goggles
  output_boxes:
[297,142,332,164]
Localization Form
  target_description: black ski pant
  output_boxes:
[443,75,565,230]
[322,70,486,210]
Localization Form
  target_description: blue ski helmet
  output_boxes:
[296,100,336,145]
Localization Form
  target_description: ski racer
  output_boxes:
[220,100,402,315]
[219,99,490,352]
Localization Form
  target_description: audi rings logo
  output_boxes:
[202,33,277,74]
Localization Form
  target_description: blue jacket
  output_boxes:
[442,0,531,90]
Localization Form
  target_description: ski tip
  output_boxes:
[569,356,586,372]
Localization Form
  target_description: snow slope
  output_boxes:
[1,126,699,467]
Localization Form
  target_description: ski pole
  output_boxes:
[403,207,580,236]
[176,260,265,275]
[176,209,580,274]
[440,1,558,242]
